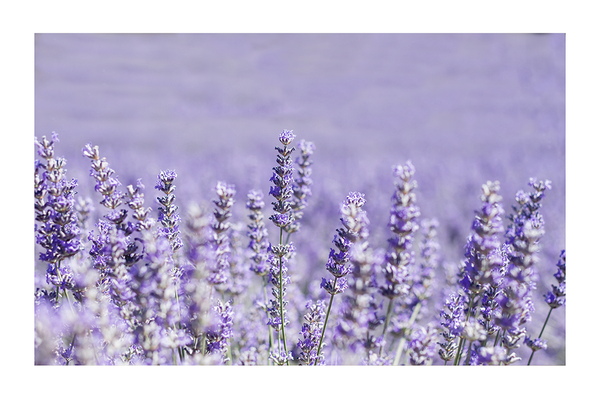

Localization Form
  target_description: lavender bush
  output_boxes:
[34,129,565,365]
[33,34,565,367]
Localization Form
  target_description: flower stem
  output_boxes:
[380,298,395,356]
[277,226,289,365]
[527,308,553,365]
[263,276,275,365]
[393,301,422,365]
[314,277,337,365]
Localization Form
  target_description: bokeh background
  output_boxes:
[34,33,565,364]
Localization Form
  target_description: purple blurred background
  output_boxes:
[34,33,565,364]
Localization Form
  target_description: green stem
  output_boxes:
[277,226,289,365]
[527,308,553,365]
[200,285,215,357]
[314,278,337,365]
[393,301,422,365]
[454,294,476,365]
[263,276,275,366]
[379,298,394,357]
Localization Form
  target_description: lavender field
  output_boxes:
[34,33,565,366]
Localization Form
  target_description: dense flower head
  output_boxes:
[155,170,182,252]
[285,138,315,234]
[459,181,505,295]
[381,161,420,300]
[207,181,236,289]
[205,300,234,364]
[35,132,82,293]
[545,250,566,309]
[246,190,270,276]
[321,192,368,296]
[278,129,296,146]
[524,335,547,352]
[408,325,438,365]
[495,178,551,338]
[476,345,509,365]
[83,143,126,213]
[155,170,177,192]
[297,300,326,365]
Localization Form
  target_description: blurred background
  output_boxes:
[34,33,565,364]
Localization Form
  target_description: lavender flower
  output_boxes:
[207,181,236,288]
[181,203,214,355]
[525,335,547,352]
[315,192,368,364]
[127,178,153,232]
[82,143,129,229]
[437,292,466,363]
[284,139,315,235]
[35,133,82,304]
[408,324,438,365]
[333,235,383,359]
[246,190,270,276]
[412,218,440,302]
[545,250,566,309]
[476,345,509,365]
[528,250,565,365]
[297,300,326,365]
[267,130,297,365]
[155,170,183,252]
[380,161,420,351]
[451,181,505,365]
[459,181,505,296]
[129,231,183,364]
[495,179,551,353]
[34,125,565,366]
[205,300,234,364]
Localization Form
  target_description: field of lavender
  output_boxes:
[34,33,565,366]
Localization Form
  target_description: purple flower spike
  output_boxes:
[246,190,270,276]
[297,300,326,365]
[381,161,420,301]
[155,170,182,253]
[208,181,236,291]
[278,129,296,146]
[545,250,566,309]
[35,133,82,302]
[524,335,547,352]
[285,138,315,235]
[408,324,438,365]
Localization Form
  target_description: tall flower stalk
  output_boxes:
[315,192,368,365]
[246,190,275,359]
[284,139,315,237]
[35,132,81,308]
[380,161,420,354]
[495,179,551,359]
[267,129,297,365]
[392,218,440,365]
[453,181,505,365]
[527,249,565,365]
[208,181,236,290]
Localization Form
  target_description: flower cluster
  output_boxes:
[35,132,81,301]
[495,179,551,349]
[155,170,182,252]
[246,190,270,276]
[380,161,420,300]
[408,324,438,365]
[297,300,326,365]
[284,139,315,235]
[34,131,564,366]
[321,192,368,296]
[545,250,566,309]
[207,181,236,288]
